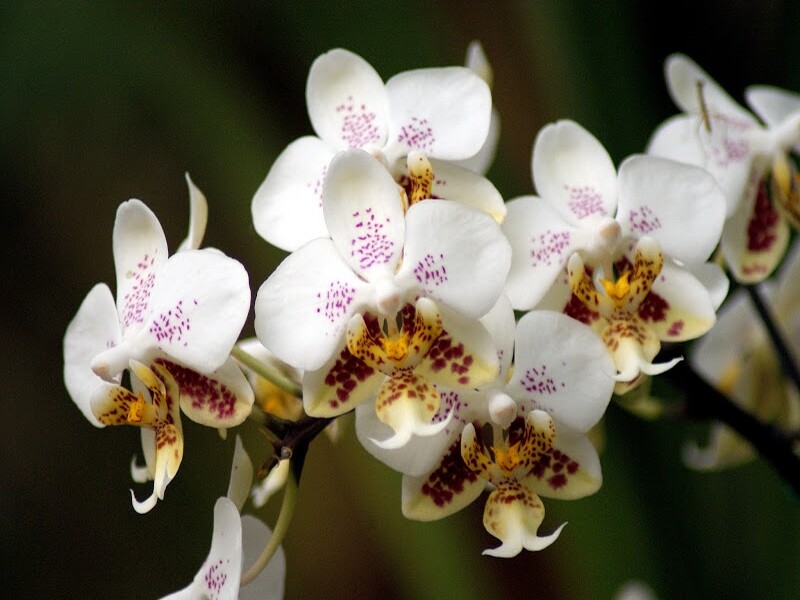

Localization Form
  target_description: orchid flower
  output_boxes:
[686,241,800,469]
[63,179,254,433]
[255,149,510,443]
[503,119,727,311]
[400,309,616,556]
[162,437,286,600]
[252,47,505,252]
[648,54,800,282]
[90,360,183,513]
[563,237,718,393]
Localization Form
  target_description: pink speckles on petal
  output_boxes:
[156,359,237,421]
[203,558,231,599]
[149,299,193,347]
[413,253,448,291]
[520,365,564,396]
[336,95,381,148]
[122,253,158,329]
[316,280,357,325]
[307,164,329,208]
[432,389,468,433]
[565,185,606,219]
[627,205,662,234]
[349,207,396,270]
[397,116,435,154]
[530,229,571,267]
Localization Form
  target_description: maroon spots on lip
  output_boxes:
[426,334,473,386]
[666,320,685,337]
[421,438,478,507]
[637,291,669,323]
[564,292,600,325]
[747,180,780,252]
[156,359,237,421]
[530,447,580,491]
[322,346,376,410]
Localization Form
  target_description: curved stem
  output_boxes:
[231,346,302,398]
[744,283,800,393]
[240,467,298,587]
[666,361,800,497]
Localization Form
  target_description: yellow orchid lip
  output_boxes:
[126,394,146,424]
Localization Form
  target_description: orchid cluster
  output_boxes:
[63,45,800,597]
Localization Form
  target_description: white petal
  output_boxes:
[254,238,368,371]
[479,294,516,380]
[240,516,286,600]
[664,54,755,122]
[323,149,405,280]
[507,310,616,432]
[688,261,730,311]
[252,136,335,252]
[177,173,208,252]
[428,159,506,221]
[63,284,122,426]
[464,40,492,86]
[451,107,501,174]
[617,155,726,264]
[161,498,243,600]
[384,67,491,162]
[251,459,290,508]
[397,200,511,318]
[775,239,800,320]
[130,451,152,484]
[227,435,254,512]
[306,48,389,151]
[113,199,169,335]
[532,120,618,225]
[745,85,800,129]
[502,196,582,310]
[131,249,250,374]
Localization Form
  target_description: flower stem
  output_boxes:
[231,346,302,398]
[667,361,800,497]
[240,467,298,587]
[744,283,800,393]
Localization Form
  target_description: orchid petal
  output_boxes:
[161,498,243,599]
[532,120,617,225]
[306,48,389,151]
[683,422,756,471]
[240,515,286,600]
[251,136,335,252]
[252,459,290,508]
[689,262,730,311]
[157,357,254,428]
[640,261,717,342]
[177,173,208,252]
[130,421,182,514]
[113,199,168,335]
[722,178,790,283]
[130,451,152,484]
[255,238,368,372]
[323,149,405,280]
[481,481,565,557]
[227,435,254,512]
[372,372,450,449]
[503,195,582,310]
[508,310,615,432]
[302,341,383,417]
[746,85,800,130]
[617,155,726,264]
[524,421,602,500]
[417,304,499,390]
[63,283,122,426]
[397,199,511,318]
[401,436,484,520]
[775,239,800,322]
[384,67,491,163]
[479,294,516,381]
[428,159,506,222]
[452,107,500,174]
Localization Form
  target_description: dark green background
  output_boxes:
[3,2,799,598]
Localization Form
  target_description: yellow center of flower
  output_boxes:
[492,441,523,473]
[600,272,631,307]
[408,152,434,205]
[126,394,146,424]
[381,333,410,362]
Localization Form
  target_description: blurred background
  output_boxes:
[3,1,799,598]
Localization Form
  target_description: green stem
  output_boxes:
[231,346,302,398]
[240,468,298,587]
